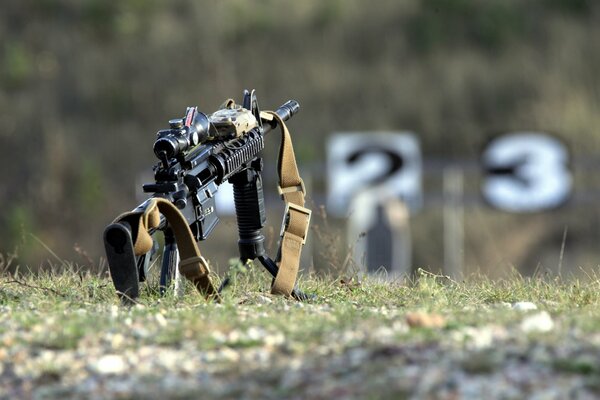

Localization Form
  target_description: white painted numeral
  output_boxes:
[482,132,572,212]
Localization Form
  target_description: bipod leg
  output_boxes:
[159,228,178,296]
[137,238,159,283]
[217,257,314,301]
[217,277,231,294]
[103,222,139,305]
[217,259,250,295]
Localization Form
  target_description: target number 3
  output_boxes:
[481,132,572,212]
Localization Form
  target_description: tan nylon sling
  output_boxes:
[261,111,312,296]
[113,197,219,300]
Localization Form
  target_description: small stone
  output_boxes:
[372,326,395,342]
[465,326,493,349]
[155,313,168,327]
[257,295,273,304]
[512,302,538,311]
[406,312,446,328]
[264,332,285,347]
[520,311,554,333]
[246,327,265,342]
[92,355,127,375]
[211,331,227,344]
[110,333,125,349]
[219,347,240,363]
[201,351,218,363]
[110,305,119,317]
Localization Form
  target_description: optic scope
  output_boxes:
[153,99,300,162]
[153,109,211,161]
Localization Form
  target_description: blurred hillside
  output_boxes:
[1,0,600,275]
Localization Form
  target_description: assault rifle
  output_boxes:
[103,90,312,303]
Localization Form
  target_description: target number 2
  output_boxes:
[327,132,422,216]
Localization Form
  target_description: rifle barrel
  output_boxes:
[262,100,300,134]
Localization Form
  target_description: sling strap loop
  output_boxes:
[279,203,311,245]
[113,198,219,301]
[179,256,210,280]
[277,179,306,197]
[263,110,311,297]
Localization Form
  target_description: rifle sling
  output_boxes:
[113,198,219,300]
[262,111,311,297]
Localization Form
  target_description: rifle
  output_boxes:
[103,90,312,303]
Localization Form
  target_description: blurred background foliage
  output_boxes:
[1,0,600,276]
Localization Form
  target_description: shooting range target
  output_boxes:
[481,132,572,212]
[327,132,422,217]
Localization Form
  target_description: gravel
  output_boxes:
[1,301,599,399]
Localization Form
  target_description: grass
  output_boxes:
[2,267,600,398]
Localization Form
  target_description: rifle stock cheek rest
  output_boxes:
[112,201,160,256]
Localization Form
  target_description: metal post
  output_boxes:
[443,167,464,279]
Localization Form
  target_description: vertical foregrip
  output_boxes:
[230,167,267,261]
